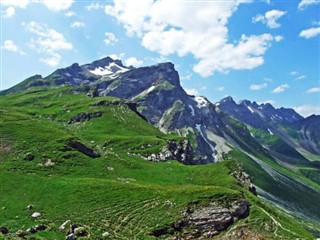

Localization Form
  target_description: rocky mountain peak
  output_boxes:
[86,57,124,70]
[219,96,236,105]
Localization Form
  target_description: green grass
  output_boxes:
[0,87,315,239]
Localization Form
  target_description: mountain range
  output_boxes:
[1,57,320,239]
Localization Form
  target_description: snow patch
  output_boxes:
[189,105,195,116]
[194,96,208,108]
[195,124,217,161]
[89,63,128,76]
[90,67,112,76]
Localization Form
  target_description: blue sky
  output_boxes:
[1,0,319,116]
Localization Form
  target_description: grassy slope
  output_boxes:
[0,87,314,239]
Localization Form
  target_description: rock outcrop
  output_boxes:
[149,140,194,163]
[68,112,102,124]
[232,165,257,195]
[150,200,249,238]
[67,140,100,158]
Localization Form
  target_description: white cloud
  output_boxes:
[306,87,320,93]
[40,52,61,67]
[1,0,29,8]
[298,0,320,10]
[1,40,25,55]
[274,35,284,42]
[184,88,199,96]
[106,0,280,78]
[272,83,289,93]
[2,40,18,51]
[70,21,85,28]
[200,86,207,90]
[252,9,286,29]
[250,83,267,90]
[1,0,74,11]
[180,73,192,81]
[290,71,299,76]
[86,2,104,11]
[124,57,144,67]
[293,105,320,117]
[25,21,72,66]
[299,27,320,39]
[41,0,74,11]
[295,75,306,80]
[3,6,15,18]
[215,86,225,92]
[104,32,118,45]
[109,52,125,60]
[65,11,75,17]
[290,70,306,80]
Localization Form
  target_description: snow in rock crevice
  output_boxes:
[189,105,195,116]
[247,106,254,113]
[147,85,156,93]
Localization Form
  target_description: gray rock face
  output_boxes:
[295,114,320,155]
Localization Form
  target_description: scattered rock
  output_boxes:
[0,226,9,235]
[102,231,110,238]
[107,167,114,171]
[31,212,41,219]
[16,230,29,238]
[74,227,88,237]
[66,233,76,240]
[26,204,34,210]
[35,224,47,231]
[70,223,78,233]
[38,159,55,167]
[59,220,71,231]
[27,227,37,234]
[24,152,35,161]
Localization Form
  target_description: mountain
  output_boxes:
[1,57,320,238]
[217,97,319,166]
